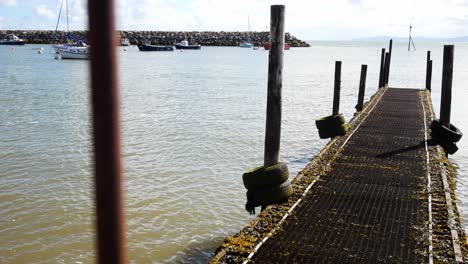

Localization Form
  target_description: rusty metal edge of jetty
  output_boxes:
[210,88,468,264]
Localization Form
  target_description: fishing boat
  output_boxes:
[0,34,26,45]
[240,15,253,48]
[137,44,174,51]
[58,46,90,59]
[120,37,130,46]
[175,40,201,50]
[263,42,291,50]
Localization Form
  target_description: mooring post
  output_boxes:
[427,60,433,91]
[426,51,432,91]
[383,52,390,87]
[332,61,342,116]
[385,39,393,86]
[378,48,385,88]
[88,0,126,263]
[264,5,285,168]
[440,45,454,128]
[356,64,367,111]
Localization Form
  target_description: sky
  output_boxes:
[0,0,467,40]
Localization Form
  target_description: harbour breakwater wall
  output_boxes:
[0,30,310,47]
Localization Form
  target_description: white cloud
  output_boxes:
[36,4,55,19]
[0,0,16,6]
[112,0,468,39]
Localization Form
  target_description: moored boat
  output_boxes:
[263,42,291,50]
[239,42,253,48]
[120,37,130,46]
[175,40,201,50]
[137,44,174,51]
[58,46,89,59]
[0,34,26,45]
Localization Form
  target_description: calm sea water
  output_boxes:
[1,41,467,263]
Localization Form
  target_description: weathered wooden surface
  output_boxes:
[264,5,285,168]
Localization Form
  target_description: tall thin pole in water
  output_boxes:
[88,0,126,263]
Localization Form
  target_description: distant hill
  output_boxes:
[353,36,468,42]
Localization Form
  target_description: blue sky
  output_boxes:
[1,0,467,40]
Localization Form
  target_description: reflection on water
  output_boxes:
[0,42,467,263]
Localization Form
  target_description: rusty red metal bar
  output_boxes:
[87,0,126,263]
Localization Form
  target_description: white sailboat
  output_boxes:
[52,0,90,59]
[240,15,253,48]
[58,46,89,59]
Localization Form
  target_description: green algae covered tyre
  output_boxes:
[242,162,289,190]
[315,113,345,130]
[246,181,293,207]
[317,123,348,139]
[430,119,463,143]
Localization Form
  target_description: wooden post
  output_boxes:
[264,5,285,168]
[378,48,385,88]
[332,61,342,116]
[426,60,433,91]
[356,64,367,111]
[426,51,432,90]
[385,39,393,86]
[383,52,390,87]
[88,0,126,263]
[440,45,454,128]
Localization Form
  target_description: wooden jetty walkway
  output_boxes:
[212,87,466,263]
[250,88,432,263]
[212,5,466,264]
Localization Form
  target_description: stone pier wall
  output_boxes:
[0,30,310,47]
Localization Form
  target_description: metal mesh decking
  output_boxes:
[252,88,428,263]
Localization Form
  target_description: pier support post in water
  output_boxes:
[383,52,390,87]
[88,0,126,263]
[332,61,342,116]
[378,48,385,88]
[426,51,432,91]
[384,39,393,86]
[264,5,285,168]
[440,45,454,128]
[356,64,367,111]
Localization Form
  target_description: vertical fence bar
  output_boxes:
[440,45,454,128]
[332,61,342,116]
[426,51,432,90]
[264,5,285,168]
[87,0,126,263]
[378,48,385,88]
[385,39,393,86]
[356,64,367,111]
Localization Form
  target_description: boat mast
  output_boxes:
[247,15,251,42]
[53,0,65,40]
[66,0,69,34]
